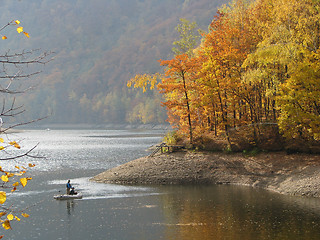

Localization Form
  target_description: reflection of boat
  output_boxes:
[54,194,83,200]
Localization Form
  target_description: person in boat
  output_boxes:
[66,180,72,195]
[70,187,78,195]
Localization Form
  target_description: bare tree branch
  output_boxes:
[0,143,44,161]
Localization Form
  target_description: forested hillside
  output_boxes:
[0,0,229,125]
[129,0,320,152]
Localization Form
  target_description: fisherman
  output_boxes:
[66,180,72,195]
[70,187,77,195]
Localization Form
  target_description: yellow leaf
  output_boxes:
[26,177,32,180]
[17,27,23,33]
[15,216,20,221]
[6,173,14,178]
[9,141,16,145]
[0,192,6,204]
[20,178,27,187]
[0,212,6,218]
[7,214,13,221]
[23,32,30,38]
[11,187,17,193]
[15,166,20,170]
[12,182,19,187]
[2,220,11,230]
[21,213,29,218]
[14,143,20,149]
[28,163,35,168]
[15,20,20,25]
[2,36,7,40]
[0,139,3,143]
[1,175,8,183]
[0,147,4,151]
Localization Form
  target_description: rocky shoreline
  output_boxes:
[91,150,320,198]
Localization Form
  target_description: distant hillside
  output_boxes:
[0,0,229,125]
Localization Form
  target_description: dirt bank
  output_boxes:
[91,150,320,198]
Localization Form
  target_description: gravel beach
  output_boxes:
[91,150,320,198]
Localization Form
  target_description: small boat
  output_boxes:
[54,193,83,200]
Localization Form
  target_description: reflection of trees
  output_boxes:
[158,185,320,240]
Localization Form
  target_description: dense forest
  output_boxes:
[129,0,320,152]
[0,0,229,125]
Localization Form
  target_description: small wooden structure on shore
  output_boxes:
[149,142,185,157]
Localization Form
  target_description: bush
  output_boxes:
[163,131,181,145]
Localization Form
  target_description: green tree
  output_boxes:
[172,18,200,57]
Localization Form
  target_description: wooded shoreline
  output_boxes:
[91,150,320,198]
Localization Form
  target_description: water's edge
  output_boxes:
[92,151,320,198]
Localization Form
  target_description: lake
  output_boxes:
[2,129,320,240]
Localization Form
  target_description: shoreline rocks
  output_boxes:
[91,151,320,198]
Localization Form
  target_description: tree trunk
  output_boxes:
[182,72,193,145]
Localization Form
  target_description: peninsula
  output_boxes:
[91,150,320,198]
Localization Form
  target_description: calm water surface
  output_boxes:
[1,129,320,240]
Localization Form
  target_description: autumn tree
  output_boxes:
[0,20,52,236]
[129,0,320,151]
[242,0,320,145]
[158,54,200,144]
[194,1,262,148]
[274,0,320,141]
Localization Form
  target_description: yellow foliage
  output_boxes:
[1,175,8,183]
[20,178,27,187]
[2,220,11,230]
[15,216,20,222]
[16,26,23,33]
[0,147,4,151]
[127,74,159,93]
[7,214,13,221]
[12,182,19,187]
[23,32,30,38]
[0,192,6,204]
[21,213,29,218]
[14,143,20,149]
[1,20,30,40]
[0,139,3,143]
[6,173,14,178]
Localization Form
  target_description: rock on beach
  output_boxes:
[91,151,320,198]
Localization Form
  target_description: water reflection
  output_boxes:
[66,201,75,215]
[157,185,320,240]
